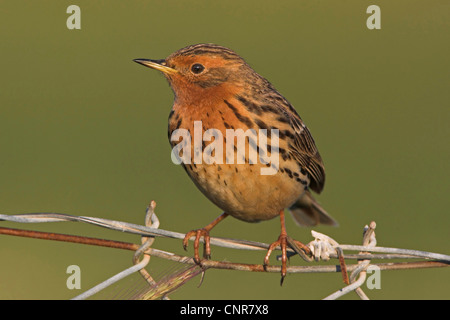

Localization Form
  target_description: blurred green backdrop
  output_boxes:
[0,0,449,300]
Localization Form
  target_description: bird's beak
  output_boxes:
[133,59,178,75]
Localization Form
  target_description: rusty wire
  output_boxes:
[1,203,449,300]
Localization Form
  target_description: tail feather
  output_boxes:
[289,190,338,227]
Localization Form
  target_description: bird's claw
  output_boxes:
[183,228,211,264]
[264,234,311,285]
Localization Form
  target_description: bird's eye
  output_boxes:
[191,63,205,74]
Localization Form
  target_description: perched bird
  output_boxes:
[134,43,337,283]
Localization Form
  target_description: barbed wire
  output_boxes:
[1,201,449,300]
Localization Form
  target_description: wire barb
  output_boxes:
[323,221,377,300]
[132,201,159,287]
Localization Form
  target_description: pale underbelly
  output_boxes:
[184,161,308,222]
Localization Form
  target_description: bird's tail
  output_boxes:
[288,190,338,227]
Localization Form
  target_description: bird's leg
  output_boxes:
[264,211,288,283]
[183,212,229,263]
[264,210,311,285]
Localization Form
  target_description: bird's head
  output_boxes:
[134,44,254,104]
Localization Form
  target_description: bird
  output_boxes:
[134,43,337,284]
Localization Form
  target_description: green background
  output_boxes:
[0,0,449,300]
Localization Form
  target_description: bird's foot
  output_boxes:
[264,234,311,285]
[182,213,229,264]
[183,228,212,264]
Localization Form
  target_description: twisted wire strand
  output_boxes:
[2,212,449,261]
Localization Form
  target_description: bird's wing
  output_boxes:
[258,80,326,193]
[288,113,325,194]
[267,90,325,193]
